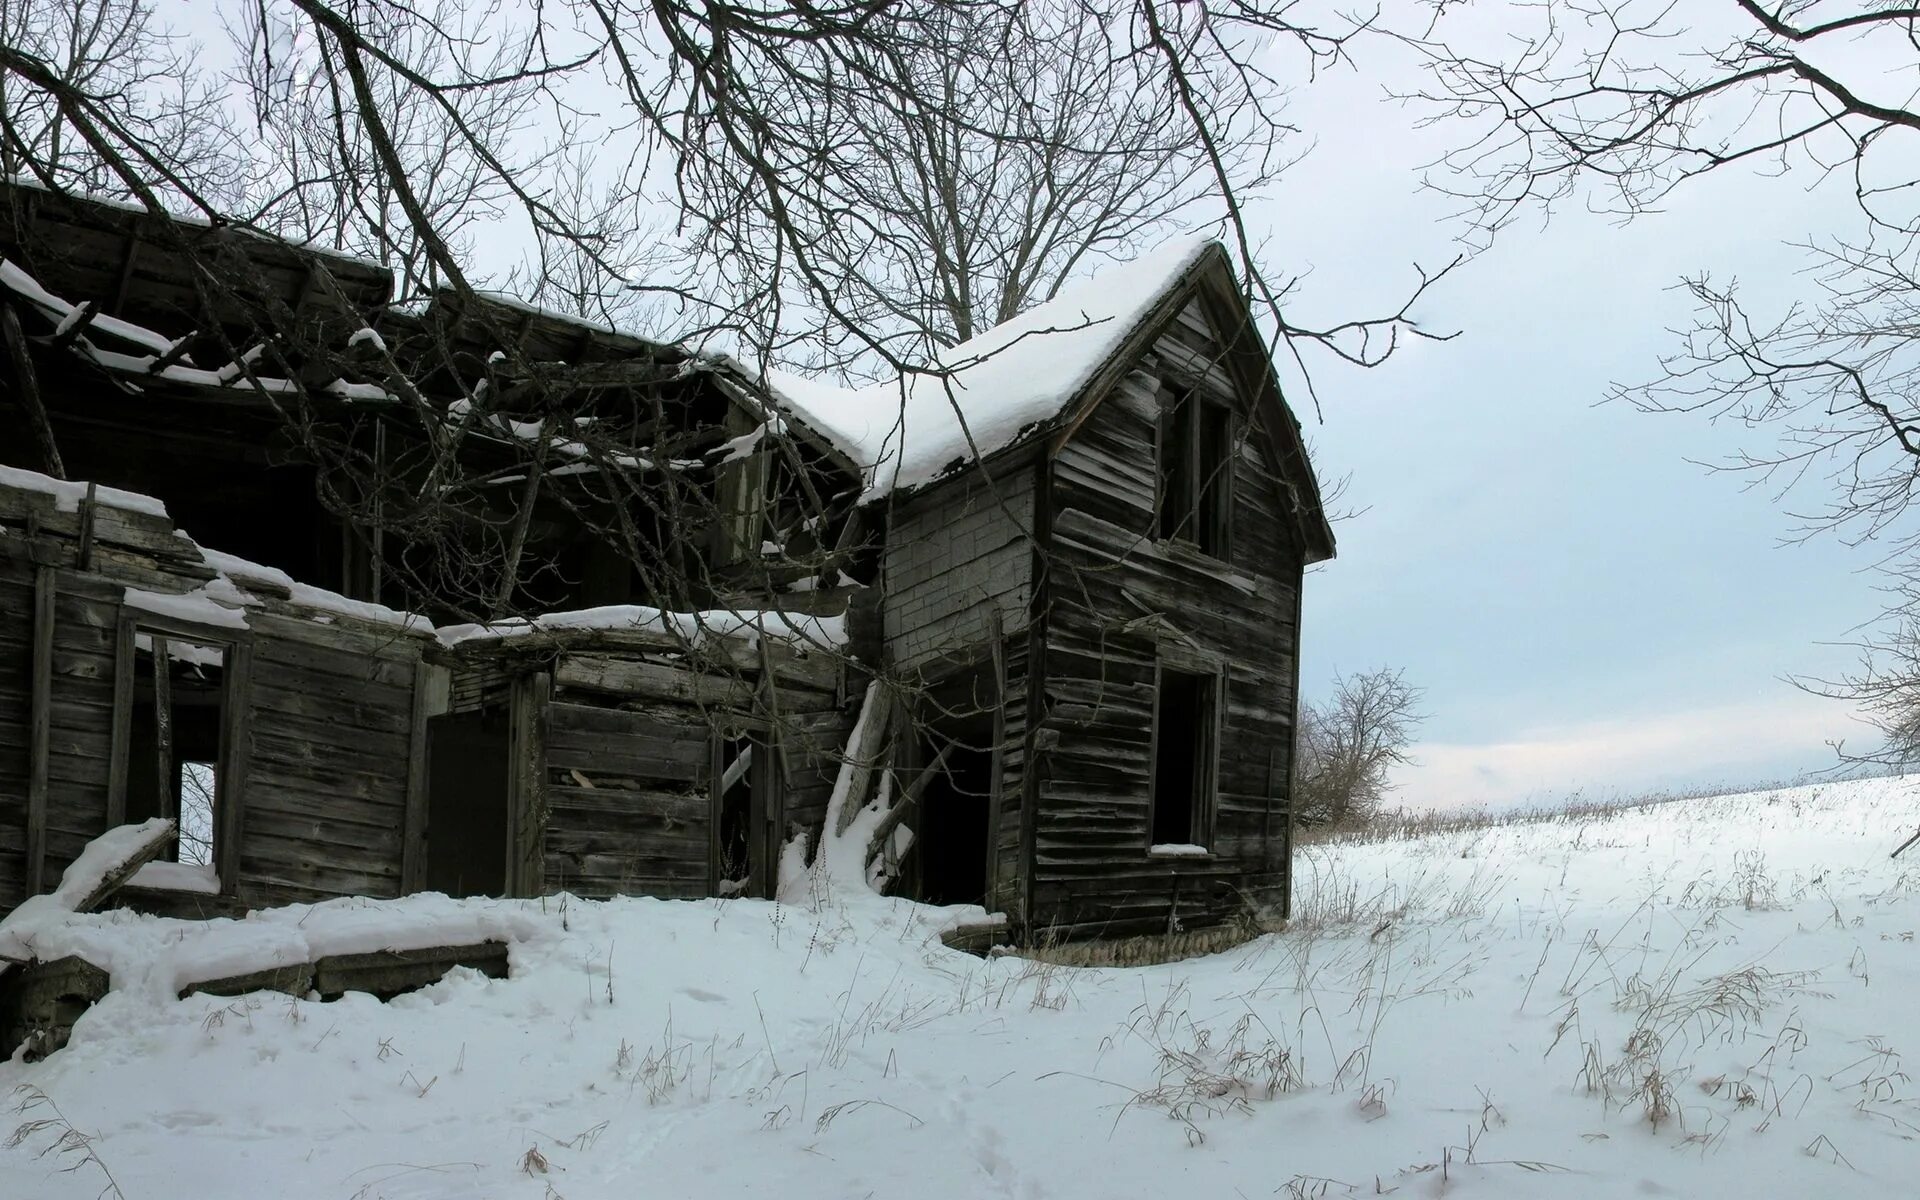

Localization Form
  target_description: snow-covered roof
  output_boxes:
[0,463,846,651]
[766,236,1218,500]
[437,604,845,652]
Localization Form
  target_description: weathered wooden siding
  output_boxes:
[882,466,1036,675]
[37,574,120,885]
[1031,298,1303,938]
[239,615,424,907]
[992,637,1029,917]
[0,561,36,910]
[541,699,712,899]
[536,645,854,900]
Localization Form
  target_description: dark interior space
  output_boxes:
[715,734,756,895]
[1151,669,1214,846]
[425,709,510,897]
[714,731,781,899]
[6,401,347,591]
[915,722,994,907]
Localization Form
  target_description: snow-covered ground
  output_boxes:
[6,776,1919,1199]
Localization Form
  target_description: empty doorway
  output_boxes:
[425,709,510,896]
[914,718,995,907]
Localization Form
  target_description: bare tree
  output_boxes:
[0,0,241,202]
[1295,668,1424,826]
[5,1,1459,383]
[1409,1,1920,764]
[728,4,1257,368]
[232,0,560,302]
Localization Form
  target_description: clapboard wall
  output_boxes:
[0,477,437,921]
[541,698,713,898]
[1029,297,1303,939]
[0,560,38,911]
[881,465,1036,676]
[532,640,855,900]
[240,614,425,906]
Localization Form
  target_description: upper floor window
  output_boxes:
[1156,385,1233,557]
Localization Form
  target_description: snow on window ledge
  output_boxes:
[1148,843,1212,859]
[127,861,220,895]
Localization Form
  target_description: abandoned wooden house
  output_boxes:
[0,180,1332,948]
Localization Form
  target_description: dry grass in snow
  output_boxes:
[4,776,1919,1198]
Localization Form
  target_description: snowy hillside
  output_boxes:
[6,777,1919,1199]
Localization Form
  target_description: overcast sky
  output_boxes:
[1267,41,1882,808]
[165,4,1888,809]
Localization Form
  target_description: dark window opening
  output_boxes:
[426,708,510,897]
[914,723,994,907]
[1156,386,1232,556]
[1151,668,1218,848]
[124,634,230,873]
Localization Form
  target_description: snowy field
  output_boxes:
[6,776,1919,1199]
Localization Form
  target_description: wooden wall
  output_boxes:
[881,465,1036,675]
[0,560,29,912]
[36,574,121,885]
[1030,297,1303,939]
[239,614,424,907]
[0,479,434,921]
[533,641,854,900]
[541,698,712,899]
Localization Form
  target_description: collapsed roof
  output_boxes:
[0,178,1331,556]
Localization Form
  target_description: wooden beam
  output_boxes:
[400,661,439,894]
[986,612,1007,907]
[554,653,756,708]
[106,619,135,827]
[25,568,54,895]
[1,302,64,480]
[865,743,953,868]
[152,636,174,834]
[147,333,196,374]
[76,482,97,572]
[47,302,97,354]
[1017,453,1053,935]
[110,232,141,315]
[217,639,252,897]
[505,671,550,897]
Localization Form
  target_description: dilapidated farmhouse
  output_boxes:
[0,180,1332,948]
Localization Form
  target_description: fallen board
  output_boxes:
[312,942,510,1001]
[177,962,316,1001]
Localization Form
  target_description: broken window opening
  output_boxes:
[125,632,231,876]
[1150,667,1218,849]
[713,730,780,899]
[1156,385,1232,557]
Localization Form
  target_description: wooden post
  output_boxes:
[152,635,174,830]
[400,661,443,894]
[1282,571,1305,921]
[217,639,252,897]
[25,568,54,895]
[495,432,551,613]
[110,232,141,314]
[76,482,97,572]
[1,302,64,480]
[106,619,135,827]
[986,612,1008,907]
[505,672,550,897]
[370,420,387,603]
